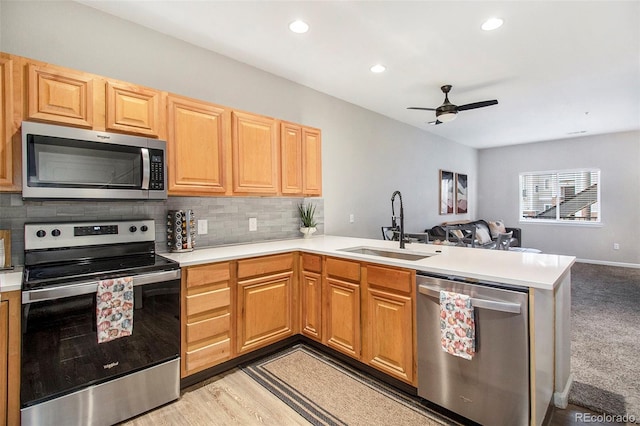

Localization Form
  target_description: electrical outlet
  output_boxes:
[197,219,208,235]
[249,217,257,231]
[613,243,620,250]
[349,213,354,223]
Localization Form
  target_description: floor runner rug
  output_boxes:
[241,344,458,426]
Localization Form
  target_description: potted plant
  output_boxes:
[298,203,317,238]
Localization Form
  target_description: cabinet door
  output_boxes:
[237,271,293,354]
[0,300,7,425]
[27,63,95,128]
[324,277,361,359]
[300,270,322,341]
[232,111,278,194]
[302,127,322,195]
[365,288,414,383]
[0,58,14,188]
[167,95,229,195]
[280,121,303,195]
[106,81,162,137]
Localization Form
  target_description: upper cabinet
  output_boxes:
[167,94,230,195]
[232,111,279,195]
[106,80,163,137]
[27,62,96,128]
[280,121,322,196]
[2,51,323,197]
[24,59,165,138]
[0,56,16,189]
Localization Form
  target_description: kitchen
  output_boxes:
[0,1,638,426]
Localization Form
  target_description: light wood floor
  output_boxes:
[122,368,308,426]
[122,367,613,426]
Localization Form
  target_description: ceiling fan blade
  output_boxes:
[407,107,437,111]
[457,100,498,111]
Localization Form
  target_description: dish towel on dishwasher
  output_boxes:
[96,276,134,343]
[440,290,475,360]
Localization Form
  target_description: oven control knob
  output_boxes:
[36,230,46,238]
[51,229,61,237]
[129,226,137,233]
[140,225,148,232]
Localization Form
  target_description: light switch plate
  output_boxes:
[249,217,257,231]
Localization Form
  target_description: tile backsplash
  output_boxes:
[0,193,324,266]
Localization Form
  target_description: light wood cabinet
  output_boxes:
[231,110,279,195]
[27,62,97,128]
[237,254,294,354]
[363,265,416,384]
[181,262,234,378]
[280,121,322,196]
[0,300,7,424]
[24,59,164,138]
[324,257,362,359]
[300,253,322,341]
[0,291,20,426]
[0,56,17,190]
[106,80,163,137]
[167,94,230,195]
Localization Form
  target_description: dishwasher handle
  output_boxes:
[418,284,522,314]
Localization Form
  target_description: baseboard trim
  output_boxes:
[575,259,640,269]
[554,372,574,409]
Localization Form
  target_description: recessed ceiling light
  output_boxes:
[289,20,309,34]
[370,64,386,73]
[481,17,504,31]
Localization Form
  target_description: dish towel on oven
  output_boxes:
[96,277,134,344]
[440,290,475,360]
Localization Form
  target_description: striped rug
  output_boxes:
[241,344,458,426]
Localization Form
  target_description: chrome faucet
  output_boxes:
[391,190,405,249]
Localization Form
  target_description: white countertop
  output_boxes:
[161,235,575,290]
[0,267,23,293]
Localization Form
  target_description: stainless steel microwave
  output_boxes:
[22,121,167,200]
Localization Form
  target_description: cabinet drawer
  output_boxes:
[186,287,230,317]
[326,258,360,282]
[367,265,413,294]
[185,338,231,372]
[237,253,293,279]
[186,313,230,343]
[186,262,230,288]
[302,253,322,273]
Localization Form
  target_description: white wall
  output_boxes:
[478,131,640,265]
[0,0,477,239]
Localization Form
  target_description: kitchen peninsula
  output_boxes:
[164,234,574,426]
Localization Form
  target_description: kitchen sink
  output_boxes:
[338,246,434,261]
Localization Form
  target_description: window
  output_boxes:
[519,169,600,223]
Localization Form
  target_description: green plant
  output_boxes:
[297,203,317,228]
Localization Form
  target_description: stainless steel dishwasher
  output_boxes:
[416,273,529,426]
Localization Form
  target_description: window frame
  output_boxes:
[518,168,601,225]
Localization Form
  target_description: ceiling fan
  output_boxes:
[407,85,498,125]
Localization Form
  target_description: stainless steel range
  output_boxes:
[21,220,181,426]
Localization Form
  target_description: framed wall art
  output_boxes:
[455,173,468,214]
[439,170,455,215]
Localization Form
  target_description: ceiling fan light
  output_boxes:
[437,112,457,122]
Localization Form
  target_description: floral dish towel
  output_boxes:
[440,290,475,360]
[96,276,134,344]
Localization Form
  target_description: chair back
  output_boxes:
[381,226,398,241]
[495,231,513,250]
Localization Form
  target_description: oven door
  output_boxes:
[21,270,180,409]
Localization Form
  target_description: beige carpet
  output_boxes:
[242,344,457,426]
